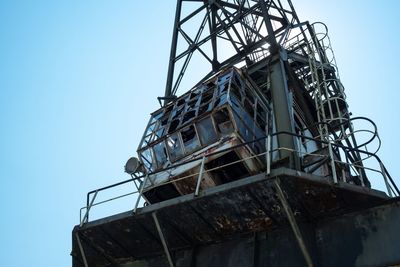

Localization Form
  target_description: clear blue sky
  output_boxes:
[0,1,399,266]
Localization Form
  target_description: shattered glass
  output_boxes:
[140,148,155,172]
[181,125,201,154]
[196,117,218,145]
[166,133,184,162]
[137,68,271,171]
[153,141,168,168]
[214,108,234,135]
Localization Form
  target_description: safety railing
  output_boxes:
[79,131,399,226]
[79,177,146,226]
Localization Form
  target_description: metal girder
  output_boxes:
[163,0,299,102]
[152,212,175,267]
[267,52,298,162]
[274,178,314,267]
[75,233,89,267]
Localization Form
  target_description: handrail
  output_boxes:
[80,130,399,225]
[94,130,395,193]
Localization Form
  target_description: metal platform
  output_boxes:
[71,168,390,266]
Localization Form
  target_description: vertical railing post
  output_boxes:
[266,135,271,175]
[380,162,393,197]
[359,172,365,187]
[134,174,149,214]
[195,156,206,196]
[328,142,338,184]
[80,190,98,227]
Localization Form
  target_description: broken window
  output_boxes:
[196,117,218,145]
[219,82,229,94]
[168,119,180,134]
[142,133,153,147]
[198,104,209,117]
[140,148,155,172]
[181,125,201,154]
[188,91,199,108]
[153,141,168,168]
[182,110,196,125]
[160,112,171,127]
[172,106,184,120]
[141,121,157,147]
[200,88,214,105]
[153,124,165,142]
[213,97,221,108]
[198,87,215,116]
[140,108,172,149]
[213,108,234,135]
[166,133,184,162]
[217,71,232,86]
[149,111,163,124]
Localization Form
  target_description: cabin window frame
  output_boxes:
[180,124,202,155]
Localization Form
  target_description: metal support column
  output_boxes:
[269,52,298,166]
[274,179,313,267]
[152,212,175,267]
[75,233,89,267]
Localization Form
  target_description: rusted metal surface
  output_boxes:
[72,168,389,266]
[137,68,273,204]
[71,1,400,266]
[143,136,265,203]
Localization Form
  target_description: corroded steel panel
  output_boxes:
[72,168,390,267]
